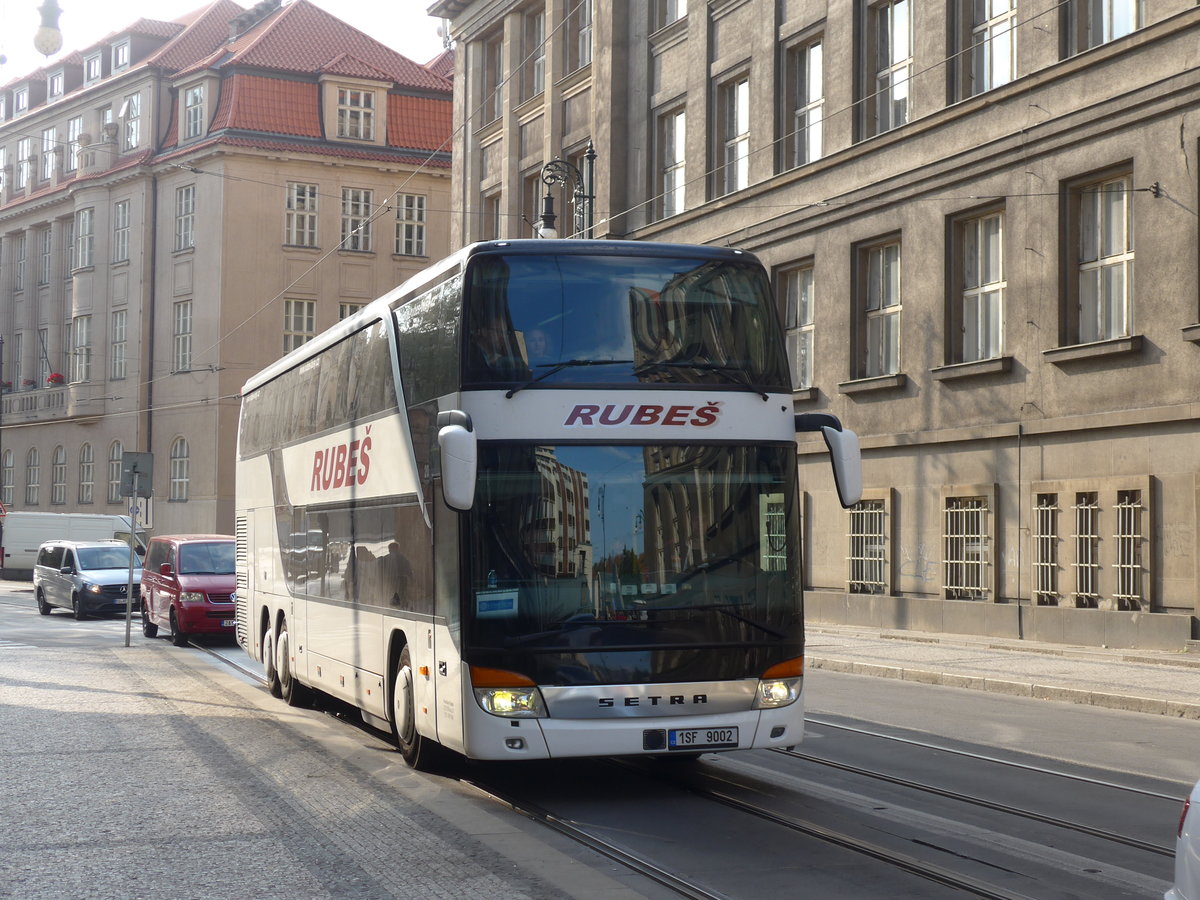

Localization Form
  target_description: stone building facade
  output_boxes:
[430,0,1200,648]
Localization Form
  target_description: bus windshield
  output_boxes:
[463,252,790,390]
[464,443,801,685]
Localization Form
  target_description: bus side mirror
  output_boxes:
[795,414,863,509]
[438,423,478,511]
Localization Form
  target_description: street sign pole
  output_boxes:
[119,451,153,648]
[125,471,139,647]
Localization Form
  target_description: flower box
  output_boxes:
[46,373,65,386]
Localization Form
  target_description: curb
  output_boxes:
[807,656,1200,720]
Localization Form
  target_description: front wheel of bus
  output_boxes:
[277,620,311,708]
[263,625,281,698]
[391,645,438,770]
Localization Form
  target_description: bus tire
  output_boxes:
[36,589,51,615]
[277,619,311,707]
[263,624,282,698]
[142,607,158,638]
[391,645,439,770]
[169,609,188,647]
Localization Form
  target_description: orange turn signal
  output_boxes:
[469,665,537,688]
[761,656,803,679]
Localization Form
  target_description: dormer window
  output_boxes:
[183,85,205,139]
[112,40,130,71]
[0,97,7,121]
[14,89,28,115]
[48,71,64,99]
[336,88,375,140]
[85,54,102,83]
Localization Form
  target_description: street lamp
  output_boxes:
[34,0,63,57]
[537,140,596,239]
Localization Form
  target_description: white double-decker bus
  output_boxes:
[235,240,860,769]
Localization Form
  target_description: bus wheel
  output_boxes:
[169,609,188,647]
[263,626,282,698]
[72,594,87,620]
[391,645,437,770]
[141,607,158,638]
[277,620,310,708]
[36,590,51,615]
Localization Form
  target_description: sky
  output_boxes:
[0,0,449,81]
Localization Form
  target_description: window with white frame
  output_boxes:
[482,191,502,240]
[61,220,73,278]
[1068,0,1141,53]
[110,310,127,379]
[25,448,39,505]
[336,88,375,140]
[567,0,593,71]
[285,182,318,246]
[50,446,66,505]
[786,39,823,169]
[653,0,687,29]
[857,239,901,377]
[14,232,26,291]
[0,146,6,193]
[37,228,52,285]
[1074,173,1133,344]
[38,327,49,385]
[107,442,123,503]
[48,71,64,98]
[863,0,911,137]
[1113,489,1144,610]
[482,33,503,123]
[173,300,192,372]
[78,443,94,504]
[956,210,1005,362]
[657,108,686,219]
[1072,491,1100,607]
[284,299,315,352]
[76,207,94,268]
[717,76,750,196]
[70,315,91,383]
[113,40,130,70]
[944,495,989,599]
[41,127,56,181]
[65,116,82,173]
[169,437,190,501]
[960,0,1016,97]
[395,194,426,256]
[848,498,887,594]
[184,85,205,139]
[340,188,372,251]
[9,333,21,390]
[1033,492,1060,604]
[782,264,815,390]
[523,8,546,100]
[338,302,365,320]
[16,137,30,189]
[175,184,195,251]
[0,96,6,120]
[121,93,141,151]
[1,450,12,506]
[14,88,28,114]
[85,54,102,82]
[112,199,130,262]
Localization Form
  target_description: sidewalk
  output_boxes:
[805,624,1200,719]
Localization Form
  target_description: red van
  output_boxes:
[140,535,236,646]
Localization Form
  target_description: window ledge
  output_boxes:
[838,373,908,395]
[931,356,1013,382]
[790,387,818,404]
[1182,324,1200,344]
[1042,334,1142,365]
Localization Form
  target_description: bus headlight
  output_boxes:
[754,677,801,708]
[469,665,546,718]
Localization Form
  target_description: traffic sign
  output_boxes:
[120,451,153,498]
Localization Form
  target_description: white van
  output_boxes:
[1,512,148,576]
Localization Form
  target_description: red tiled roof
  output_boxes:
[147,0,247,72]
[109,17,187,41]
[320,53,396,82]
[209,74,322,138]
[426,49,455,80]
[388,95,453,152]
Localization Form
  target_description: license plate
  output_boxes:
[668,726,738,751]
[221,619,237,628]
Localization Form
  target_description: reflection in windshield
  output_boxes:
[466,443,800,683]
[77,547,141,570]
[179,541,235,575]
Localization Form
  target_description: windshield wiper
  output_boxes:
[633,359,770,400]
[505,359,635,398]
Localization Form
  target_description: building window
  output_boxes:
[41,127,56,181]
[14,88,27,114]
[113,40,130,70]
[523,8,546,100]
[856,239,901,378]
[952,210,1005,362]
[76,208,94,268]
[1032,493,1060,604]
[169,437,190,501]
[107,442,123,504]
[1067,0,1141,54]
[1072,491,1100,607]
[1,450,12,507]
[37,228,52,285]
[653,0,687,29]
[25,448,39,506]
[111,199,130,263]
[50,446,66,505]
[173,301,192,372]
[284,299,315,352]
[336,88,375,140]
[0,146,6,193]
[338,302,365,320]
[717,76,750,196]
[781,265,815,390]
[61,220,73,279]
[70,315,92,383]
[10,333,21,390]
[1072,173,1133,344]
[16,137,30,189]
[110,310,127,379]
[785,40,823,169]
[567,0,593,71]
[341,188,372,252]
[1113,489,1144,610]
[121,93,141,151]
[395,194,426,256]
[285,182,318,246]
[85,54,102,82]
[78,443,94,504]
[862,0,911,137]
[65,116,82,173]
[482,191,502,240]
[958,0,1016,98]
[657,108,686,219]
[38,328,49,385]
[184,85,205,139]
[48,71,64,98]
[944,495,989,600]
[848,498,887,594]
[13,233,26,291]
[482,33,503,124]
[175,185,195,251]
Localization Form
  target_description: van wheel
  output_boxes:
[277,620,311,708]
[141,607,158,638]
[36,590,51,615]
[72,594,87,620]
[169,609,188,647]
[263,626,282,698]
[391,645,444,770]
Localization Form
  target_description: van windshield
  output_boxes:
[179,541,235,575]
[77,547,140,570]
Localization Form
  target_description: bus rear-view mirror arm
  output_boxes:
[795,414,863,510]
[438,410,477,511]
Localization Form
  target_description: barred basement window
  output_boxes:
[1072,491,1100,608]
[848,499,886,593]
[1033,493,1060,605]
[944,496,988,599]
[1113,489,1144,611]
